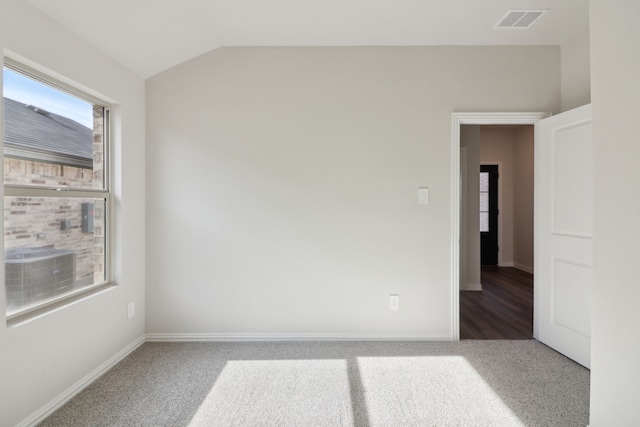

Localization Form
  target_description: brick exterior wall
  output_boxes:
[4,106,106,290]
[92,105,104,189]
[4,158,94,188]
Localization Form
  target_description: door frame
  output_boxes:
[451,112,549,340]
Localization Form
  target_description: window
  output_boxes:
[479,171,489,232]
[3,59,110,319]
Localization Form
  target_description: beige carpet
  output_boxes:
[39,340,590,426]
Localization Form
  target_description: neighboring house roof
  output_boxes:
[3,97,93,168]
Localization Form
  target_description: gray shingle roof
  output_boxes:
[3,97,93,168]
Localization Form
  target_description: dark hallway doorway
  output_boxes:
[480,165,499,265]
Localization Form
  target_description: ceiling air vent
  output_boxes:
[495,10,548,29]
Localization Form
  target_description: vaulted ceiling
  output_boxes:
[26,0,589,79]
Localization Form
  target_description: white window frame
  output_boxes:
[3,58,113,321]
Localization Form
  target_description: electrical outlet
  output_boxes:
[127,301,135,319]
[389,294,400,311]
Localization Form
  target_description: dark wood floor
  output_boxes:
[460,266,533,340]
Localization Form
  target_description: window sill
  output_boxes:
[7,282,116,327]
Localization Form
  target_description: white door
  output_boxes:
[534,104,592,368]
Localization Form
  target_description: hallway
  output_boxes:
[460,266,533,339]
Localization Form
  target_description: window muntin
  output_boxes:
[3,61,111,318]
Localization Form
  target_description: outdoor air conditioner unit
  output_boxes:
[5,247,76,309]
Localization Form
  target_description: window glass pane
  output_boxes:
[480,192,489,212]
[4,197,106,313]
[479,172,489,192]
[480,212,489,232]
[3,67,105,190]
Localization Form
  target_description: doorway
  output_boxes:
[460,125,535,339]
[450,113,548,340]
[453,108,593,366]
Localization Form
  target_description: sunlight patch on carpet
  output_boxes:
[357,355,525,426]
[188,359,353,426]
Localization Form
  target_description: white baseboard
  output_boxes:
[461,282,482,291]
[513,263,534,274]
[498,261,514,267]
[145,332,453,342]
[17,335,146,427]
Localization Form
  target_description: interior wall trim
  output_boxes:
[513,262,534,274]
[16,335,146,427]
[145,333,453,342]
[461,283,483,292]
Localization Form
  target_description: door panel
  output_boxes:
[535,104,592,368]
[552,123,593,237]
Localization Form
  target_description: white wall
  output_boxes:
[146,46,560,338]
[0,1,146,426]
[561,27,591,112]
[460,125,481,290]
[480,127,515,266]
[513,126,534,273]
[590,0,640,424]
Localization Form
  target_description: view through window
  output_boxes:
[3,62,110,317]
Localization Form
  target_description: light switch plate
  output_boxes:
[418,188,429,205]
